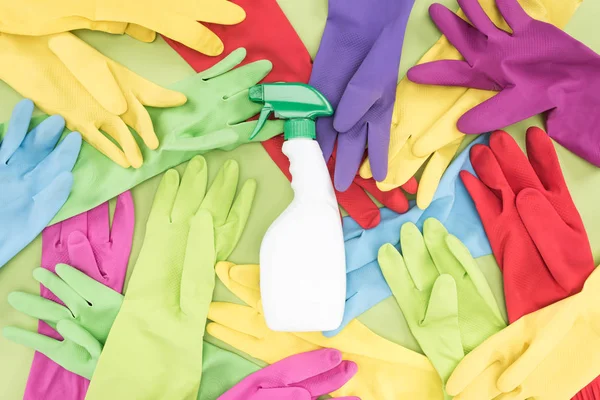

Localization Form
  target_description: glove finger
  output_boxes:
[200,160,240,227]
[30,173,74,233]
[107,191,135,261]
[428,4,488,62]
[8,291,72,325]
[44,264,105,310]
[48,212,87,260]
[294,358,358,397]
[10,115,65,170]
[210,60,274,98]
[524,127,567,197]
[100,117,143,169]
[86,201,110,244]
[27,132,81,191]
[208,302,268,338]
[334,177,381,230]
[401,177,418,194]
[216,262,261,309]
[457,88,554,135]
[408,60,497,90]
[120,93,160,151]
[216,179,256,261]
[316,118,337,162]
[124,24,156,42]
[171,156,208,222]
[460,169,502,224]
[188,0,246,25]
[356,177,410,217]
[334,84,380,133]
[0,99,35,164]
[180,210,215,319]
[137,14,226,56]
[450,361,504,399]
[456,0,500,37]
[78,123,129,168]
[466,143,512,204]
[48,34,128,116]
[66,233,102,283]
[148,169,180,223]
[334,128,367,191]
[196,48,246,80]
[515,189,586,293]
[488,130,545,194]
[422,218,463,277]
[3,326,64,360]
[416,139,461,209]
[56,319,102,360]
[495,0,532,32]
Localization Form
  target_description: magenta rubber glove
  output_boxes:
[24,192,134,400]
[313,0,415,191]
[407,0,600,166]
[218,348,360,400]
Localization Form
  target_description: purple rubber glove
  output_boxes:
[407,0,600,166]
[218,348,359,400]
[24,192,134,400]
[312,0,415,192]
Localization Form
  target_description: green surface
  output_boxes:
[1,0,600,398]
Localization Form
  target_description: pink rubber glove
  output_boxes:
[218,349,360,400]
[24,192,135,400]
[407,0,600,166]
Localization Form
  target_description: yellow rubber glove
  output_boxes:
[446,266,600,400]
[0,32,187,168]
[207,262,444,400]
[360,0,581,209]
[0,0,245,56]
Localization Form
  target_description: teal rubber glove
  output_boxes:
[3,263,122,379]
[0,99,81,267]
[378,218,506,398]
[0,48,282,225]
[86,156,255,399]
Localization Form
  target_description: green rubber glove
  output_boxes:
[4,266,260,396]
[378,218,506,398]
[3,263,118,379]
[0,47,282,224]
[86,155,255,399]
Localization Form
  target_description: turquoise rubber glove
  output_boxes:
[324,135,490,337]
[378,218,506,398]
[0,99,81,267]
[86,156,255,399]
[3,263,122,379]
[0,48,282,225]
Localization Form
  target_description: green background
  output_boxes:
[1,0,600,398]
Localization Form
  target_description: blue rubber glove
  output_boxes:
[324,134,490,336]
[0,99,81,268]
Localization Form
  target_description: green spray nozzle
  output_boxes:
[248,83,333,140]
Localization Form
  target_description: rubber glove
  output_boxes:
[86,156,254,399]
[360,0,581,209]
[461,128,595,322]
[208,262,444,400]
[163,0,415,231]
[445,266,600,400]
[5,266,265,399]
[409,0,600,167]
[0,0,245,55]
[4,264,122,379]
[19,193,134,400]
[0,32,189,168]
[312,0,415,191]
[323,135,491,337]
[219,349,359,400]
[0,99,81,268]
[0,49,283,225]
[379,219,506,398]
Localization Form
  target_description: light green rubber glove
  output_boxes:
[86,155,255,399]
[4,264,259,396]
[0,47,282,224]
[378,218,506,398]
[3,263,117,379]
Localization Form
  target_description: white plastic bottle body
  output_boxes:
[260,138,346,332]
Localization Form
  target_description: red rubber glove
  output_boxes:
[461,127,594,322]
[461,128,598,400]
[163,0,415,229]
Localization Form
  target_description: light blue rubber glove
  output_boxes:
[0,99,81,268]
[324,134,490,336]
